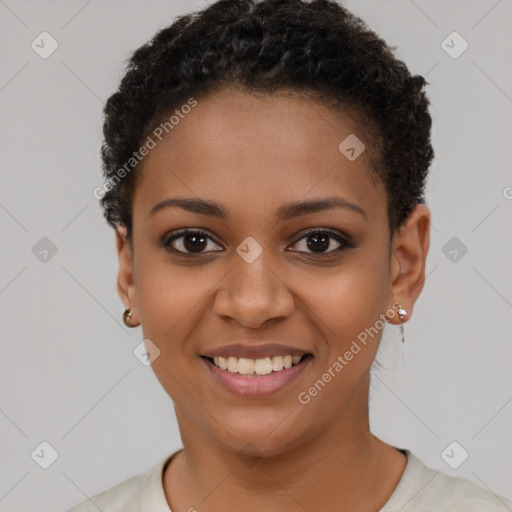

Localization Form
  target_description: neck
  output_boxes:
[164,376,407,512]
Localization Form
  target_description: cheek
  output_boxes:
[134,255,211,404]
[302,258,389,343]
[135,241,213,321]
[134,250,209,357]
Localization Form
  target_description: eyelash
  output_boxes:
[161,228,353,257]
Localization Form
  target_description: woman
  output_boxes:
[67,0,511,510]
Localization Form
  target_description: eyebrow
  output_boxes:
[148,196,367,221]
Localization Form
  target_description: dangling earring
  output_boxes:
[397,304,407,343]
[123,308,134,328]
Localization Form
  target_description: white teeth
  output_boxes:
[238,358,255,375]
[227,356,238,373]
[210,354,304,375]
[254,357,273,375]
[271,356,284,371]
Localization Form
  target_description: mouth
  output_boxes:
[201,354,312,376]
[200,353,314,397]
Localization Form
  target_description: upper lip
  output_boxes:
[202,343,311,359]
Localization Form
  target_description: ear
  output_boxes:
[387,204,430,324]
[115,224,139,324]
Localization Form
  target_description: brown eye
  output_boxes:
[306,232,331,253]
[288,230,351,256]
[164,230,223,254]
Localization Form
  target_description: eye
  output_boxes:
[163,229,223,254]
[162,228,353,257]
[287,229,352,256]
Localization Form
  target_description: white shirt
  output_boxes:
[65,448,512,511]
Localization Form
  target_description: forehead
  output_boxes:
[132,88,386,224]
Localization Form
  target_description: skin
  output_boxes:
[115,88,430,511]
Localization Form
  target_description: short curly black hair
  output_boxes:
[98,0,434,241]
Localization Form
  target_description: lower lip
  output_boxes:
[202,356,312,397]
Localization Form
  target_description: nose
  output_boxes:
[213,254,295,329]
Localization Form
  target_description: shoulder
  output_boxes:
[64,473,142,512]
[382,450,512,511]
[423,470,512,511]
[64,453,175,512]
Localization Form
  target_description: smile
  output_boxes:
[207,355,304,375]
[201,354,313,396]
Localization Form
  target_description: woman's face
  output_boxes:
[116,88,429,456]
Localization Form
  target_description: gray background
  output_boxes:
[0,0,511,510]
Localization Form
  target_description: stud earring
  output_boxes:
[123,308,134,328]
[397,304,407,343]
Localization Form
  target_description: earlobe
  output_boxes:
[388,204,431,323]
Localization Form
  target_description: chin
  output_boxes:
[214,414,313,459]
